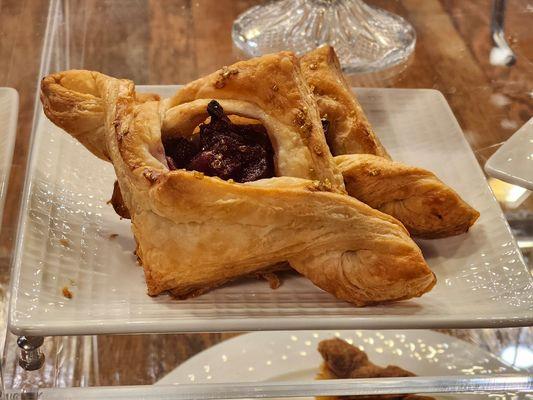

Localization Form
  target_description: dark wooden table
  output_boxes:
[0,0,531,389]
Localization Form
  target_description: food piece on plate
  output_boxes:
[337,154,480,239]
[316,338,435,400]
[301,46,479,238]
[62,286,73,299]
[40,52,435,304]
[110,180,131,219]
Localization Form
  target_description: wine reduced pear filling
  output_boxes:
[163,100,275,183]
[112,102,332,219]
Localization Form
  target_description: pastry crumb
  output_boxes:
[134,249,143,266]
[308,63,318,70]
[109,233,119,239]
[69,279,77,286]
[62,286,73,299]
[257,272,281,289]
[264,273,281,289]
[59,238,70,247]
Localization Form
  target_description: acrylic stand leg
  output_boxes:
[17,336,45,371]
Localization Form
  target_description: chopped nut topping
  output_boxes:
[294,108,313,135]
[311,180,321,191]
[309,178,333,192]
[142,168,160,183]
[308,63,318,70]
[192,171,204,179]
[294,109,306,124]
[215,66,239,88]
[321,178,333,191]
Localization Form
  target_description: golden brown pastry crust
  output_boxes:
[300,46,479,239]
[337,154,480,239]
[40,53,435,305]
[300,46,390,158]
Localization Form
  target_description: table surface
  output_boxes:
[0,0,531,390]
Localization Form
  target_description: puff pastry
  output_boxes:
[41,52,435,305]
[300,46,390,158]
[316,338,435,400]
[300,46,479,238]
[337,155,480,239]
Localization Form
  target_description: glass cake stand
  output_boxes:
[232,0,416,73]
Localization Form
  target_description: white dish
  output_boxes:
[8,87,533,336]
[0,87,19,220]
[485,117,533,190]
[156,330,524,399]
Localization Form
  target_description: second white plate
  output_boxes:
[8,87,533,336]
[156,330,524,399]
[485,117,533,190]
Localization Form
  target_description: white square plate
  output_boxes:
[485,117,533,190]
[0,87,19,220]
[8,87,533,336]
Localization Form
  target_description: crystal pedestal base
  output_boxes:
[232,0,416,73]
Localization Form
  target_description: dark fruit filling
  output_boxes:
[163,100,275,183]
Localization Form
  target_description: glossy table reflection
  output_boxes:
[0,0,531,390]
